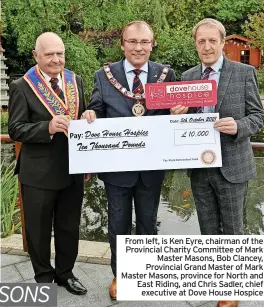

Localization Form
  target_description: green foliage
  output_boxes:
[2,0,100,99]
[254,150,264,157]
[244,10,264,49]
[80,0,169,66]
[244,158,264,234]
[152,28,200,79]
[1,160,21,238]
[165,0,218,29]
[165,0,263,36]
[216,0,262,22]
[83,0,134,30]
[2,0,170,98]
[63,34,100,98]
[216,0,262,34]
[127,0,168,34]
[1,112,9,134]
[2,0,264,100]
[251,127,264,143]
[257,70,264,95]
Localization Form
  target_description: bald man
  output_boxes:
[8,32,87,295]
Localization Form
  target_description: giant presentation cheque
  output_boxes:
[68,113,222,174]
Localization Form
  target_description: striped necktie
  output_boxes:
[197,67,213,113]
[132,69,144,95]
[50,77,64,101]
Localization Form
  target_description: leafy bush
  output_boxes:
[257,70,264,95]
[251,127,264,157]
[1,111,8,134]
[251,127,264,143]
[1,160,21,237]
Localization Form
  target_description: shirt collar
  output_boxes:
[202,55,223,73]
[124,59,148,73]
[40,70,62,83]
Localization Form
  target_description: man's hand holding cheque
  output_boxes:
[49,114,70,134]
[81,109,96,123]
[169,106,238,136]
[170,105,189,115]
[214,117,238,135]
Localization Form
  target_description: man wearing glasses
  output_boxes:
[82,20,176,300]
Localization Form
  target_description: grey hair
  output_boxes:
[192,18,226,41]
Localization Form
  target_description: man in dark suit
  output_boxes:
[8,32,87,295]
[171,19,264,307]
[82,20,176,300]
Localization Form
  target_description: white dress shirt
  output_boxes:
[123,59,148,92]
[202,55,223,112]
[41,70,63,90]
[40,71,63,138]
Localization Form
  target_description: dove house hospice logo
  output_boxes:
[149,85,165,102]
[145,80,217,110]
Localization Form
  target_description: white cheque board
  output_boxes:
[68,113,222,174]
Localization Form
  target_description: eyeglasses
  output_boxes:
[124,39,152,47]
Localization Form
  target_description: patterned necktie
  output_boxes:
[132,69,144,95]
[50,77,64,101]
[197,67,213,113]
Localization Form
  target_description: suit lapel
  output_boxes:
[110,60,134,109]
[215,58,233,112]
[191,64,202,81]
[147,61,160,84]
[145,62,162,115]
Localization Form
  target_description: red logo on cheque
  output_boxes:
[145,80,217,109]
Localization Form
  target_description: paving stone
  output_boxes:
[188,300,264,307]
[188,303,214,307]
[76,255,88,263]
[78,240,109,258]
[1,234,24,249]
[57,266,112,307]
[103,247,111,259]
[1,254,29,267]
[6,254,264,307]
[21,278,35,283]
[87,257,111,265]
[238,302,264,307]
[15,260,35,280]
[1,247,11,253]
[189,302,264,307]
[6,255,264,307]
[7,249,28,256]
[114,301,193,307]
[79,262,112,289]
[51,238,55,253]
[1,265,23,282]
[73,261,83,267]
[187,301,215,307]
[1,235,111,261]
[1,234,22,244]
[57,290,112,307]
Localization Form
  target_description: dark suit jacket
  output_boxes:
[182,57,264,183]
[87,60,176,187]
[8,73,86,190]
